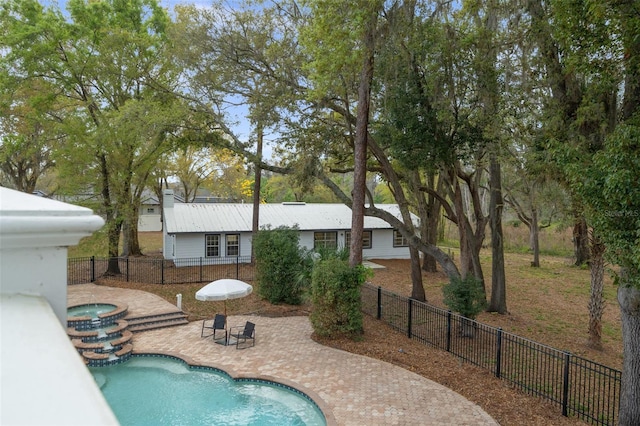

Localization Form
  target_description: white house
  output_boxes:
[138,192,163,232]
[162,189,414,265]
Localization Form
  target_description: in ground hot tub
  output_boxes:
[67,302,132,366]
[67,303,128,330]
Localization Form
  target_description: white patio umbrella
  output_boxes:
[195,279,253,316]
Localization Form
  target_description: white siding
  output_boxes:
[170,229,411,265]
[138,214,161,232]
[297,229,409,259]
[163,232,174,259]
[176,233,206,258]
[366,229,410,259]
[298,231,315,251]
[171,232,254,266]
[138,202,162,232]
[240,232,253,257]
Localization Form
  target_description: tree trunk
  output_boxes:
[587,236,606,349]
[106,220,122,275]
[100,154,121,275]
[251,124,263,263]
[452,178,472,278]
[122,205,142,256]
[422,172,442,273]
[573,215,590,266]
[410,170,440,273]
[349,8,376,269]
[409,246,426,301]
[530,208,540,267]
[470,235,485,291]
[617,273,640,425]
[488,152,507,313]
[614,6,640,423]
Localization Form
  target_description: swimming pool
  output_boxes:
[90,355,327,426]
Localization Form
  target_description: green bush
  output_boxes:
[309,257,369,339]
[253,225,309,305]
[442,275,487,320]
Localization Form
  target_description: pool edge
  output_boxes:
[131,351,337,426]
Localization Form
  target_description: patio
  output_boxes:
[68,284,497,425]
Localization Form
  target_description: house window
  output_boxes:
[393,230,408,247]
[146,207,155,214]
[345,230,372,249]
[314,232,337,250]
[226,234,240,257]
[205,234,220,257]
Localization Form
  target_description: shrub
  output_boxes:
[442,275,487,320]
[310,257,369,339]
[253,225,308,305]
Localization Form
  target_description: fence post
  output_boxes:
[90,256,95,283]
[446,310,452,352]
[495,328,503,378]
[407,298,413,339]
[161,259,165,284]
[377,286,382,320]
[126,257,129,282]
[236,257,239,279]
[562,352,571,417]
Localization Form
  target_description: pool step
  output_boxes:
[72,330,134,354]
[82,343,134,367]
[125,311,188,333]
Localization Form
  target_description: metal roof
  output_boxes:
[164,202,411,234]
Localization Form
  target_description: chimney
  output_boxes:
[163,189,174,209]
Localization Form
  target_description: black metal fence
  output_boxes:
[361,283,621,425]
[68,256,255,285]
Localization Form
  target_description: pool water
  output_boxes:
[68,304,116,318]
[90,356,326,426]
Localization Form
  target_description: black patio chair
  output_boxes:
[201,314,227,344]
[229,321,255,349]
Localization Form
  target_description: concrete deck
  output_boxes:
[68,284,498,425]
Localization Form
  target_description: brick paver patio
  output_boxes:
[69,284,498,425]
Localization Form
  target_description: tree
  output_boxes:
[1,0,183,267]
[310,256,367,339]
[253,226,308,305]
[0,81,58,193]
[535,0,640,422]
[578,122,640,425]
[442,275,487,337]
[469,0,506,313]
[171,147,217,202]
[503,166,566,267]
[301,0,385,268]
[172,0,463,296]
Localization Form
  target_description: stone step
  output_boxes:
[128,317,189,333]
[82,351,110,361]
[124,311,188,333]
[115,343,133,357]
[74,329,134,352]
[110,330,133,347]
[124,312,186,326]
